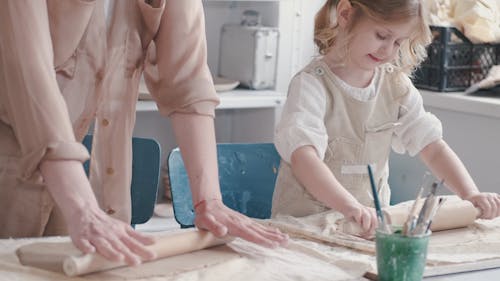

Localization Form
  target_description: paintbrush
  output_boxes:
[425,197,446,233]
[402,186,424,236]
[412,180,441,236]
[367,165,391,233]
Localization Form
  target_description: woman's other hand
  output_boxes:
[194,199,288,248]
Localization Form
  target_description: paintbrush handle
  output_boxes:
[403,188,424,236]
[367,165,382,218]
[367,165,391,233]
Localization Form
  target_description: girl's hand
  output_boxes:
[193,199,288,248]
[66,206,157,266]
[465,193,500,219]
[342,203,378,237]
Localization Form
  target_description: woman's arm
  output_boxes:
[170,113,288,248]
[0,1,156,265]
[152,1,287,247]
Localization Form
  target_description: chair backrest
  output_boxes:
[168,143,281,228]
[82,135,160,225]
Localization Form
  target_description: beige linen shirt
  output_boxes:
[0,0,219,237]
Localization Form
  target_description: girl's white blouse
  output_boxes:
[275,70,443,163]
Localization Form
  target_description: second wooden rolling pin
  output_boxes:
[16,229,231,276]
[383,195,481,232]
[338,195,481,236]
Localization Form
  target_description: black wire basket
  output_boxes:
[413,26,500,92]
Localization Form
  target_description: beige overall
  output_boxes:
[272,60,409,218]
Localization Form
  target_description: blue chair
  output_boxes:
[82,135,161,226]
[168,143,281,228]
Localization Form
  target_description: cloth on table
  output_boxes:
[264,196,500,274]
[0,232,365,281]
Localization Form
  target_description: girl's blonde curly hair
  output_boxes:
[315,0,431,75]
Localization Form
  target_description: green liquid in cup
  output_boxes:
[376,230,430,281]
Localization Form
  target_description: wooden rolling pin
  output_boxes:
[383,195,481,232]
[338,195,480,236]
[16,229,231,276]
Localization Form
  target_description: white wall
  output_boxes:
[203,0,325,93]
[295,0,325,69]
[389,105,500,204]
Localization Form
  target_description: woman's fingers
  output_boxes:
[72,238,95,255]
[194,200,288,248]
[67,208,160,266]
[119,233,157,264]
[195,213,228,237]
[91,237,124,262]
[126,227,157,246]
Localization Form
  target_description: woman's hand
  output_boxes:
[66,206,157,266]
[193,199,288,248]
[169,114,288,247]
[465,192,500,219]
[41,160,156,266]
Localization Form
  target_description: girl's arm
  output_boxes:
[291,145,378,234]
[419,139,500,219]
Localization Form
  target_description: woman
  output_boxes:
[0,0,287,266]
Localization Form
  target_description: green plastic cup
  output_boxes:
[375,229,430,281]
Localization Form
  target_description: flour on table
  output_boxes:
[1,236,364,281]
[266,206,500,267]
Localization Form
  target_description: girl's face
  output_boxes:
[346,16,417,72]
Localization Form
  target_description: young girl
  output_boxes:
[271,0,500,236]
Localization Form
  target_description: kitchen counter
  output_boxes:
[421,90,500,119]
[137,89,286,112]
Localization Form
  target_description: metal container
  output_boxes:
[218,23,279,90]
